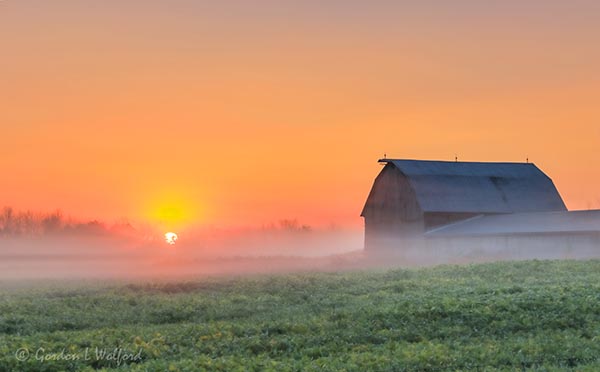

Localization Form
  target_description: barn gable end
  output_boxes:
[361,163,422,223]
[361,163,424,250]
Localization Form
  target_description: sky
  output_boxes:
[1,1,600,229]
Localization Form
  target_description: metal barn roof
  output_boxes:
[380,159,567,214]
[425,210,600,237]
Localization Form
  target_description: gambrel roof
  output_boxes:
[377,159,567,214]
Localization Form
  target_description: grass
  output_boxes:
[2,260,600,371]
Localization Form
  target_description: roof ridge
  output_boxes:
[379,158,534,165]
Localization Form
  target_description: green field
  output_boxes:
[2,260,600,371]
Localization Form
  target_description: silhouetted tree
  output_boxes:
[0,207,15,235]
[278,219,312,232]
[15,210,40,235]
[41,210,64,234]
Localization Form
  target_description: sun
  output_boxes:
[164,232,178,245]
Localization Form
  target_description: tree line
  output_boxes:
[0,207,133,237]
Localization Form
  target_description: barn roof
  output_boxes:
[380,159,567,214]
[425,209,600,237]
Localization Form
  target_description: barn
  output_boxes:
[361,159,600,259]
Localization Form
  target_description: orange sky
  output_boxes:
[1,1,599,229]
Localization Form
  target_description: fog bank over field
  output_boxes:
[2,208,600,282]
[0,228,364,281]
[0,207,366,280]
[2,232,600,282]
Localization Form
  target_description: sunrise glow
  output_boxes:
[1,2,600,228]
[155,205,187,224]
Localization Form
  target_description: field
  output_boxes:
[2,260,600,371]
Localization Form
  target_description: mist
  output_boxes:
[0,225,364,281]
[2,230,600,283]
[2,206,599,282]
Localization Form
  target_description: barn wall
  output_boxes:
[414,233,600,264]
[362,163,423,251]
[364,233,600,262]
[364,221,425,252]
